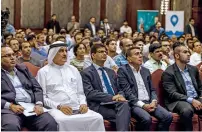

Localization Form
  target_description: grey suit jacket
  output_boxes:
[1,64,43,114]
[117,64,157,107]
[67,22,80,34]
[162,63,202,111]
[81,64,124,112]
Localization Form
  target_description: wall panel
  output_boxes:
[79,0,100,27]
[51,0,73,28]
[21,0,45,28]
[1,0,14,25]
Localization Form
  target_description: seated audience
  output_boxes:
[105,39,118,58]
[133,38,149,63]
[18,41,41,67]
[1,47,57,131]
[144,43,167,73]
[161,39,175,65]
[15,32,24,44]
[81,44,131,131]
[114,38,133,67]
[70,43,86,71]
[186,38,194,54]
[189,41,202,66]
[120,20,132,34]
[162,42,202,131]
[8,38,21,58]
[36,41,105,131]
[3,33,13,45]
[67,15,80,35]
[118,47,172,131]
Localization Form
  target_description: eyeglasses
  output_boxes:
[96,50,107,54]
[1,53,16,58]
[162,45,170,47]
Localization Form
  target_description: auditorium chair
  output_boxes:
[23,62,40,77]
[151,69,199,131]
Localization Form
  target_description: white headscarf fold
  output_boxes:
[48,41,69,65]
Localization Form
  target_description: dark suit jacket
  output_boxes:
[162,63,202,111]
[84,23,96,36]
[1,64,43,114]
[185,24,198,37]
[81,64,124,112]
[117,64,157,107]
[46,20,61,33]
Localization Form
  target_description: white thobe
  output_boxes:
[36,63,105,131]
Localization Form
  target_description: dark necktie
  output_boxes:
[99,68,115,95]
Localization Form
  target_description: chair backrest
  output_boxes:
[151,69,165,107]
[196,62,202,81]
[23,62,40,77]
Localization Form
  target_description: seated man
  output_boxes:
[18,41,41,67]
[189,41,202,66]
[117,47,172,131]
[1,47,57,131]
[144,43,168,73]
[36,41,105,131]
[113,38,133,67]
[162,42,202,131]
[81,44,131,131]
[8,38,21,58]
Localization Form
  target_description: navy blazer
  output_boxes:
[117,64,157,107]
[162,63,202,111]
[1,64,43,114]
[84,23,97,36]
[81,64,124,112]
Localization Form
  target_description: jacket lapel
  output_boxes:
[126,65,138,93]
[91,65,104,92]
[1,70,16,93]
[188,66,198,91]
[140,69,150,94]
[173,64,187,94]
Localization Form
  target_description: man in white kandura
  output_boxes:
[36,41,105,131]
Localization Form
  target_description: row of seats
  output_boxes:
[23,62,202,131]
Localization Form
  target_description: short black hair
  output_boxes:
[73,43,86,56]
[52,14,56,17]
[91,44,106,55]
[149,43,162,53]
[193,40,201,48]
[186,38,193,43]
[27,35,36,41]
[172,42,185,51]
[178,36,185,40]
[56,35,65,41]
[20,41,30,50]
[126,47,141,58]
[105,38,116,45]
[4,33,13,40]
[133,38,145,45]
[189,18,194,22]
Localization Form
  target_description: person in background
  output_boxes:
[113,38,133,67]
[5,22,15,35]
[105,39,118,58]
[8,38,21,58]
[48,28,54,36]
[120,20,132,34]
[147,16,159,33]
[37,33,46,46]
[178,36,185,44]
[46,14,61,34]
[102,17,111,36]
[185,18,197,37]
[85,17,97,37]
[189,41,202,66]
[152,22,164,39]
[133,38,149,63]
[45,35,53,45]
[84,28,92,38]
[42,28,48,36]
[161,39,175,65]
[18,41,41,67]
[186,38,194,54]
[144,43,167,73]
[67,15,80,35]
[142,34,150,58]
[70,43,86,71]
[81,44,131,131]
[81,37,91,55]
[3,33,13,45]
[15,32,24,45]
[96,29,105,39]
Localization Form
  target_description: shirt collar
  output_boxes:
[93,63,102,71]
[2,67,17,75]
[150,57,162,65]
[177,65,188,72]
[129,64,141,73]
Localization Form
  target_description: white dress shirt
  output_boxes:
[129,65,150,107]
[144,58,167,73]
[91,23,96,36]
[189,52,201,66]
[120,26,132,34]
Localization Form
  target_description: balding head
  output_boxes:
[1,47,16,71]
[120,38,133,54]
